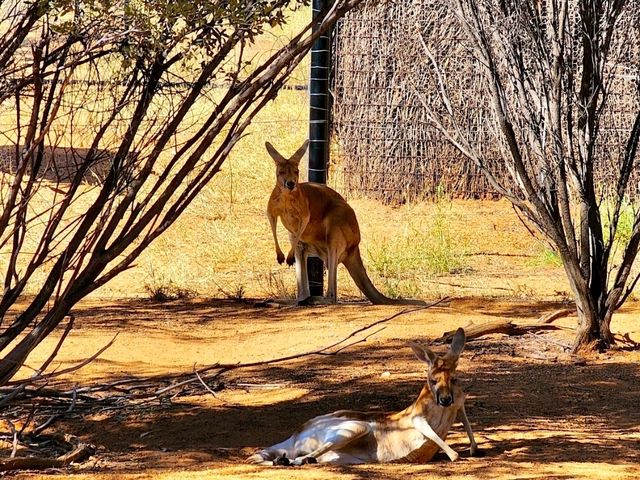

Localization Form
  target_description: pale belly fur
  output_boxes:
[281,407,459,464]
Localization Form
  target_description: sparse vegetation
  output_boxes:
[256,270,297,300]
[364,197,468,299]
[602,200,636,249]
[527,243,563,268]
[216,282,247,301]
[144,272,197,302]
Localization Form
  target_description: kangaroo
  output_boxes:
[265,140,425,305]
[247,328,477,465]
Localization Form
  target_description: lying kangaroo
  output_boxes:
[247,328,477,465]
[266,140,425,305]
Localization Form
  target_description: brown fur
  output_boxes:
[265,140,425,305]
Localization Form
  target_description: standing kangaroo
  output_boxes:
[247,328,478,465]
[266,140,425,305]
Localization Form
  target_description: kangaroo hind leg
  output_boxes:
[247,436,297,466]
[294,242,311,303]
[293,420,370,465]
[326,247,339,304]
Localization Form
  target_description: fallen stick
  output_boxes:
[538,308,574,324]
[0,437,95,472]
[5,419,17,458]
[436,308,574,344]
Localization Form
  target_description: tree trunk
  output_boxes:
[571,289,616,353]
[561,248,615,353]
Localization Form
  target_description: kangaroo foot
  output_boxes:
[293,455,318,466]
[296,296,330,306]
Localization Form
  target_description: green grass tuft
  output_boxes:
[364,197,468,299]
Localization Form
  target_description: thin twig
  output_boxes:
[194,369,243,408]
[33,385,77,436]
[328,326,387,355]
[5,419,18,458]
[0,384,25,408]
[155,299,448,396]
[18,406,35,436]
[7,333,119,386]
[36,315,75,375]
[194,369,219,398]
[315,301,448,354]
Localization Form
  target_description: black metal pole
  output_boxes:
[308,0,331,297]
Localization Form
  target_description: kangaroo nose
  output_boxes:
[285,180,296,190]
[438,395,453,407]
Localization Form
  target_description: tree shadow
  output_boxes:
[68,298,394,340]
[452,298,574,320]
[58,336,640,473]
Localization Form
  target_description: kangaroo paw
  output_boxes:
[273,454,292,466]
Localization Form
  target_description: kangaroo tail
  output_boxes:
[343,246,426,306]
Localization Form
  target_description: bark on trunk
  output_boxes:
[562,249,615,353]
[572,294,615,352]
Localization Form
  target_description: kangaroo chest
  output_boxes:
[275,193,310,235]
[403,409,458,463]
[374,398,461,463]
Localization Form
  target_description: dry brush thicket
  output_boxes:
[332,1,640,204]
[335,0,640,351]
[0,0,365,388]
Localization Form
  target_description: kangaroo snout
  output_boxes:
[285,180,296,190]
[437,394,453,407]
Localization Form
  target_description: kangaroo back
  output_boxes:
[343,247,426,306]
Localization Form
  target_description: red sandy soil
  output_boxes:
[5,296,640,480]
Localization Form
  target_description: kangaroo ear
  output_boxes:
[409,341,438,366]
[449,328,466,358]
[290,140,309,165]
[265,141,286,164]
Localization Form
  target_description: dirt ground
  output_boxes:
[2,193,640,480]
[5,295,640,480]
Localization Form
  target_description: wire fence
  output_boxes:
[331,1,640,204]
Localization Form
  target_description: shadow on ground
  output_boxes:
[60,335,640,473]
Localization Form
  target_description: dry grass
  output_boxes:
[0,8,584,304]
[0,9,311,298]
